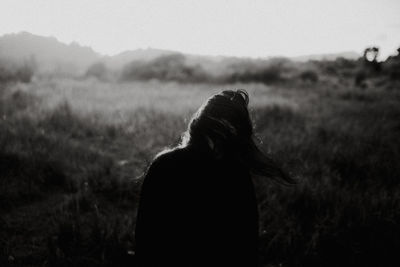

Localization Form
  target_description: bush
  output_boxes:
[119,55,299,85]
[299,70,319,83]
[221,59,291,84]
[383,53,400,81]
[85,62,109,81]
[120,54,208,83]
[0,58,36,84]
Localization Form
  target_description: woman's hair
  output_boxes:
[181,89,294,184]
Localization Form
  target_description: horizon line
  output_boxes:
[0,30,370,60]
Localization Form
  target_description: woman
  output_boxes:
[134,89,292,267]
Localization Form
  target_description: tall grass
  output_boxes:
[1,79,400,266]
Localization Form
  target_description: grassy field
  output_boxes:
[1,78,400,266]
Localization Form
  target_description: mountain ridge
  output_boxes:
[0,32,361,73]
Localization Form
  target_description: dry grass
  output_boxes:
[1,78,400,266]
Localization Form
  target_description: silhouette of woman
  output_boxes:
[134,89,292,267]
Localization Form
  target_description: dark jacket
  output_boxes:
[134,144,259,267]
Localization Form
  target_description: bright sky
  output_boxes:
[1,0,399,59]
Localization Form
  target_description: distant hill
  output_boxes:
[0,32,362,75]
[0,32,100,73]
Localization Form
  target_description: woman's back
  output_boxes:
[135,145,259,267]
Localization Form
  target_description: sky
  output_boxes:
[1,0,399,59]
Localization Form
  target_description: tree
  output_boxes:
[363,47,379,62]
[363,47,381,72]
[85,62,109,81]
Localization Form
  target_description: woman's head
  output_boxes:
[183,89,252,149]
[182,89,293,184]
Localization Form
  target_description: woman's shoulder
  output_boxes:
[144,146,191,176]
[152,146,189,166]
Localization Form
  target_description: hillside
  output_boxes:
[0,32,362,75]
[0,32,100,73]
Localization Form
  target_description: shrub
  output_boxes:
[222,61,286,84]
[120,54,208,83]
[85,62,109,81]
[299,70,319,83]
[0,58,35,83]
